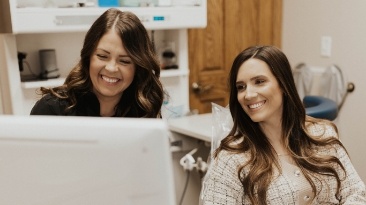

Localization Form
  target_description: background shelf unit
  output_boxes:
[0,0,206,115]
[12,6,206,33]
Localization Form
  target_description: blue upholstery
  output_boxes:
[303,96,338,121]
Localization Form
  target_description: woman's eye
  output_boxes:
[236,84,246,91]
[119,59,131,64]
[96,54,107,59]
[255,79,265,84]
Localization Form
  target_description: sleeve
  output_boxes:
[335,144,366,204]
[30,95,60,115]
[200,151,244,205]
[310,123,366,204]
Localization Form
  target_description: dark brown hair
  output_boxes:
[40,8,163,118]
[216,45,346,204]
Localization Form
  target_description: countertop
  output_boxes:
[167,113,212,142]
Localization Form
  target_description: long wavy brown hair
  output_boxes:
[39,8,163,118]
[215,45,346,204]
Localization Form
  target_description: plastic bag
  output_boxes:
[211,102,233,159]
[199,103,233,204]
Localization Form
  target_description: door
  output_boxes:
[188,0,282,114]
[188,0,226,114]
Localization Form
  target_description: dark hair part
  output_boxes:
[40,8,163,118]
[216,45,346,204]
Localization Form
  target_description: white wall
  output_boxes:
[282,0,366,182]
[0,87,3,114]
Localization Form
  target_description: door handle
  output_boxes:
[192,82,213,94]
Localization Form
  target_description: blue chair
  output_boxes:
[303,96,338,121]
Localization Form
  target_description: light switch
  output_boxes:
[321,36,332,57]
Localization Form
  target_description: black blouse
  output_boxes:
[30,92,105,116]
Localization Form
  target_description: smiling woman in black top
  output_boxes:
[31,8,163,118]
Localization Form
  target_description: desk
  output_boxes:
[167,113,212,142]
[167,114,213,205]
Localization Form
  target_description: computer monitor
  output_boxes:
[0,115,176,205]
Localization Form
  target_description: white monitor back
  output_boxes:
[0,115,175,205]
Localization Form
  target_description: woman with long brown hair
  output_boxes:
[201,45,365,204]
[31,8,163,118]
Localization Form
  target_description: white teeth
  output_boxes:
[248,102,264,109]
[102,75,119,83]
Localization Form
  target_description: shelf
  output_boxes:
[12,6,207,33]
[21,69,188,89]
[160,69,189,78]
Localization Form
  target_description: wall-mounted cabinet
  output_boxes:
[12,6,206,33]
[0,0,207,115]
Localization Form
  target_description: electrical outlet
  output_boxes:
[321,36,332,57]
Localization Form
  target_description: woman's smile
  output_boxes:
[101,75,120,84]
[248,100,266,109]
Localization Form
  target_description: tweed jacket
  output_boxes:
[200,123,366,205]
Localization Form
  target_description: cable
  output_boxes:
[24,60,39,77]
[20,60,40,82]
[179,170,190,205]
[178,148,208,204]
